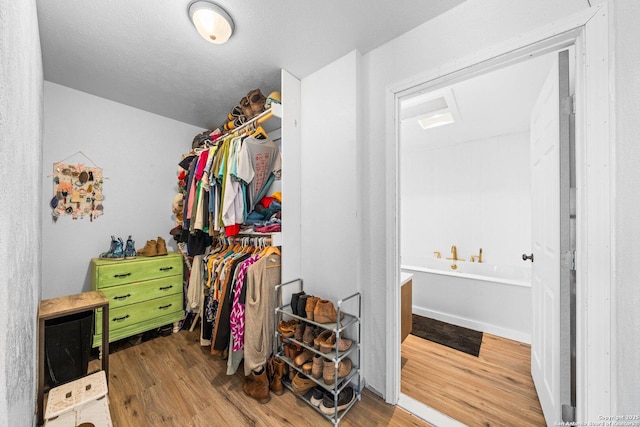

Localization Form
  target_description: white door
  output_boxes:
[529,50,573,425]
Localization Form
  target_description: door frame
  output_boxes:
[384,4,612,423]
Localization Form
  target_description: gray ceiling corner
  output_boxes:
[36,0,465,130]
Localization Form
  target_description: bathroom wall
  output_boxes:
[0,0,42,424]
[401,131,531,269]
[41,82,202,299]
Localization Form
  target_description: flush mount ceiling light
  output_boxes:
[188,1,234,44]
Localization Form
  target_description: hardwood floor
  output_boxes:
[401,332,546,426]
[83,329,432,426]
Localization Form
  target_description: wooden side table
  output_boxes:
[37,291,109,426]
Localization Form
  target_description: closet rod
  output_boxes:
[221,104,279,139]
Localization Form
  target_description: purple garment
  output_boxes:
[230,254,260,351]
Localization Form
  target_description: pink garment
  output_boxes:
[230,254,259,351]
[194,149,209,180]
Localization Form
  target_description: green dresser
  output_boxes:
[90,252,184,347]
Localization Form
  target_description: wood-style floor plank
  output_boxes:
[83,329,432,426]
[401,332,546,427]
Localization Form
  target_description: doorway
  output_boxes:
[396,48,573,426]
[386,5,612,423]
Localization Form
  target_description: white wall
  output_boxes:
[41,82,202,299]
[401,131,531,269]
[299,51,361,304]
[359,0,587,397]
[0,0,42,424]
[612,0,640,414]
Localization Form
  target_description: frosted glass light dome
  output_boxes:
[188,1,234,44]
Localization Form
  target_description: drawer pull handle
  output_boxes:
[113,315,130,322]
[113,294,131,300]
[114,273,132,278]
[158,304,172,310]
[159,285,173,291]
[159,266,174,271]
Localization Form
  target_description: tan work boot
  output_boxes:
[156,236,168,256]
[137,240,158,257]
[268,357,285,396]
[242,367,270,403]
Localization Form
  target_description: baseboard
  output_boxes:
[412,306,531,344]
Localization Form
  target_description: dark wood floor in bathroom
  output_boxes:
[86,328,431,427]
[401,332,546,426]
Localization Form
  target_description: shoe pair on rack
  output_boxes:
[137,236,168,257]
[99,235,137,260]
[290,291,344,324]
[312,385,356,415]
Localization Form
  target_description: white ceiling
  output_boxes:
[401,51,559,151]
[36,0,465,130]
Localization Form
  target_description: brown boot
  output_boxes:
[156,236,168,256]
[243,367,270,403]
[137,240,158,256]
[269,356,285,396]
[305,296,320,320]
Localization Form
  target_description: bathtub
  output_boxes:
[401,257,532,343]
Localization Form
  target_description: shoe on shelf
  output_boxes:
[124,235,137,259]
[99,236,124,260]
[319,332,352,354]
[302,324,315,346]
[319,385,356,415]
[313,330,332,351]
[313,299,345,324]
[311,354,323,379]
[278,319,298,338]
[291,372,315,395]
[297,295,310,319]
[290,291,305,316]
[305,296,321,320]
[323,357,352,385]
[294,322,305,341]
[137,239,158,257]
[293,349,314,367]
[309,386,326,407]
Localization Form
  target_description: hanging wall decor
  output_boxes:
[50,151,105,222]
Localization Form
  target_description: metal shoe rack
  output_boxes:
[274,278,361,426]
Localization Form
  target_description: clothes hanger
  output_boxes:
[251,125,268,140]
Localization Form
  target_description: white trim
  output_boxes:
[385,3,612,423]
[384,86,401,404]
[397,394,466,427]
[412,306,532,345]
[577,5,613,420]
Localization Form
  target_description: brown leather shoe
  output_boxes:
[302,324,315,346]
[293,349,314,367]
[137,240,158,256]
[313,299,345,324]
[323,357,352,385]
[311,354,323,379]
[319,332,352,354]
[243,368,270,403]
[305,296,320,320]
[291,372,315,395]
[278,319,298,338]
[313,330,332,350]
[156,236,168,256]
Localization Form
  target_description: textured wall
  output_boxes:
[41,82,202,299]
[0,0,43,424]
[612,0,640,414]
